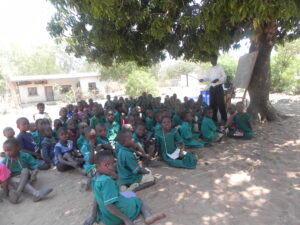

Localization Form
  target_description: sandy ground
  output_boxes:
[0,94,300,225]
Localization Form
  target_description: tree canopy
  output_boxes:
[48,0,300,66]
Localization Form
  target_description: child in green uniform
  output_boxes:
[117,131,155,192]
[155,117,197,169]
[83,150,166,225]
[105,110,121,143]
[228,102,253,140]
[201,107,218,142]
[90,106,106,129]
[179,111,204,148]
[114,102,127,127]
[145,109,155,132]
[1,139,53,204]
[77,122,88,150]
[95,124,114,151]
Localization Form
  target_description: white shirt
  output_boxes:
[204,64,227,87]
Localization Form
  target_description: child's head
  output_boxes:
[146,109,153,118]
[204,107,213,118]
[3,138,20,159]
[36,118,48,133]
[57,127,69,142]
[77,101,84,111]
[115,102,127,114]
[29,123,37,132]
[43,125,53,138]
[78,122,88,135]
[161,116,172,131]
[95,124,107,138]
[117,130,134,147]
[227,104,236,115]
[93,106,101,117]
[3,127,15,139]
[88,98,94,105]
[59,107,68,118]
[105,110,115,123]
[181,111,193,122]
[36,103,45,113]
[67,118,77,131]
[135,124,146,137]
[66,104,74,114]
[72,112,79,121]
[81,113,89,124]
[16,117,30,132]
[236,102,244,113]
[54,119,63,130]
[84,127,96,141]
[95,150,115,175]
[122,124,134,133]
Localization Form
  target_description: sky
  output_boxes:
[0,0,249,59]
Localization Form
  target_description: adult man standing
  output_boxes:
[200,54,227,123]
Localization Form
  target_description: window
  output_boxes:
[28,87,38,96]
[88,82,97,90]
[60,85,72,94]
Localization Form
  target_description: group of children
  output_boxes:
[0,93,252,225]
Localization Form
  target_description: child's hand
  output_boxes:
[88,129,97,145]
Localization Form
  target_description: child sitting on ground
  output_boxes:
[225,104,237,133]
[1,139,53,203]
[41,125,56,168]
[33,102,52,124]
[117,131,155,192]
[3,127,15,140]
[54,127,84,173]
[155,117,197,169]
[58,107,68,128]
[89,106,106,129]
[83,150,166,225]
[67,119,79,148]
[201,107,219,143]
[105,110,121,143]
[0,163,11,202]
[53,119,63,141]
[95,124,113,151]
[77,122,88,150]
[228,102,253,140]
[179,111,204,148]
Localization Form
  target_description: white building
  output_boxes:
[9,73,105,104]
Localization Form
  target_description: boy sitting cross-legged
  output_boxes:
[117,130,155,192]
[83,150,166,225]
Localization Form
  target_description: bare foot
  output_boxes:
[145,213,166,224]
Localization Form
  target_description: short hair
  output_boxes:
[210,53,218,59]
[36,103,45,108]
[35,118,44,126]
[84,127,92,136]
[57,127,68,137]
[78,122,88,129]
[3,138,19,148]
[54,119,63,126]
[3,127,14,134]
[43,125,52,131]
[117,130,132,145]
[16,117,29,125]
[94,150,114,165]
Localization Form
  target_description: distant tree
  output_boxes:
[48,0,300,121]
[125,70,158,97]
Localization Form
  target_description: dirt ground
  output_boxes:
[0,94,300,225]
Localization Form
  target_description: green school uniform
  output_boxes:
[117,145,142,185]
[145,117,155,131]
[180,122,204,148]
[114,111,122,127]
[96,136,111,145]
[229,113,253,140]
[80,140,91,155]
[155,129,197,169]
[77,134,86,151]
[105,121,121,142]
[154,123,162,136]
[201,117,217,142]
[89,116,106,129]
[93,174,142,225]
[31,131,43,150]
[172,114,182,127]
[132,133,144,148]
[1,152,38,177]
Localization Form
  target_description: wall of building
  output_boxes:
[17,79,78,104]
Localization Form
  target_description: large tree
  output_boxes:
[48,0,300,121]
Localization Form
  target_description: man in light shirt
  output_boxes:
[200,54,227,123]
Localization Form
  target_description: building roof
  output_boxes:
[9,73,99,82]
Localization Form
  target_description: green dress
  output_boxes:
[180,122,204,148]
[77,134,86,150]
[154,123,162,136]
[1,152,38,177]
[105,121,121,142]
[89,116,106,129]
[155,129,197,169]
[228,113,253,140]
[114,111,122,127]
[93,174,142,225]
[145,117,155,131]
[132,133,144,148]
[117,145,142,185]
[172,114,182,127]
[201,117,217,142]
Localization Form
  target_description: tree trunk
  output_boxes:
[247,21,281,121]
